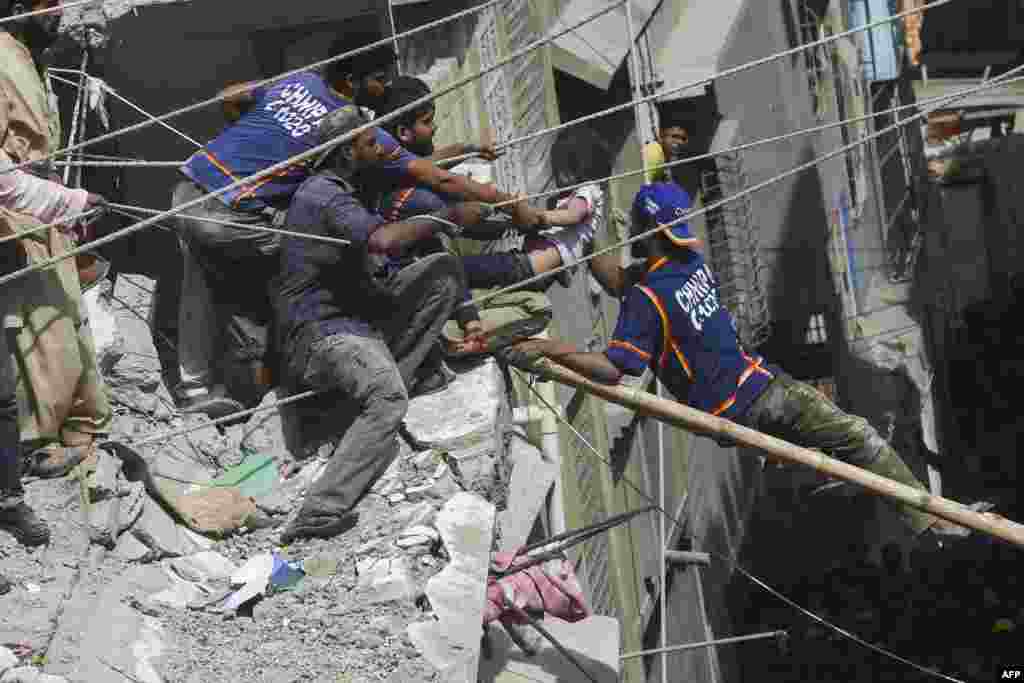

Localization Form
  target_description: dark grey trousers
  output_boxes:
[739,372,936,535]
[286,253,463,518]
[0,327,22,509]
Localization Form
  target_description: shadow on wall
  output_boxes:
[682,436,765,683]
[761,145,833,356]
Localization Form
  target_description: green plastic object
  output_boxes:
[212,450,278,499]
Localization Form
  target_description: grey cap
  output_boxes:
[312,105,371,170]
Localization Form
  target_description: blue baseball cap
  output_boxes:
[632,182,698,247]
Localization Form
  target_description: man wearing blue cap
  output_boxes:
[507,181,986,550]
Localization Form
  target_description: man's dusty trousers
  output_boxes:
[283,253,462,518]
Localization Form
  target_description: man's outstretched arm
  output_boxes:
[508,338,623,385]
[219,81,261,123]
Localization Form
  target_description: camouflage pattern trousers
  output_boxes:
[739,372,937,536]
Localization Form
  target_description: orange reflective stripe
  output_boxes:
[388,187,416,221]
[235,164,305,204]
[202,151,305,208]
[203,151,243,184]
[711,355,772,416]
[647,256,670,273]
[636,285,693,380]
[609,339,652,361]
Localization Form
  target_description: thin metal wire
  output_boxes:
[0,0,519,177]
[620,630,787,661]
[0,207,100,245]
[0,0,628,289]
[51,159,183,167]
[63,52,90,186]
[490,73,1024,211]
[386,0,401,76]
[50,68,204,149]
[129,390,320,448]
[522,378,966,683]
[441,0,956,168]
[107,202,352,247]
[462,65,1024,311]
[0,0,101,25]
[6,0,948,183]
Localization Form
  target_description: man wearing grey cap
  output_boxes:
[271,106,493,542]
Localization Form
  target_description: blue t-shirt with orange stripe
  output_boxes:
[606,254,778,421]
[181,72,417,212]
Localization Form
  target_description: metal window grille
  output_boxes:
[700,153,772,349]
[806,313,828,344]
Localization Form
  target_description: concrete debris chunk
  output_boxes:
[478,616,621,682]
[396,524,440,550]
[88,451,123,502]
[404,484,433,502]
[408,492,496,681]
[0,668,68,683]
[413,449,440,468]
[171,552,238,583]
[498,447,558,551]
[376,478,403,496]
[131,498,209,560]
[0,647,16,676]
[362,557,418,605]
[230,554,275,587]
[114,532,153,563]
[149,576,206,610]
[387,493,407,505]
[393,501,436,528]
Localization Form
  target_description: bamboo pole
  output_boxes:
[526,359,1024,549]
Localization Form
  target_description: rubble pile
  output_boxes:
[0,274,620,682]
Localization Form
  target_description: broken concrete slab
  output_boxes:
[114,532,154,562]
[170,552,237,583]
[149,574,206,610]
[393,501,436,528]
[408,492,496,682]
[0,667,68,683]
[131,497,209,559]
[41,562,172,683]
[477,616,621,683]
[498,441,557,551]
[404,360,503,446]
[359,557,418,605]
[0,648,16,675]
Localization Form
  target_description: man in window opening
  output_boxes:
[643,112,691,185]
[504,181,990,551]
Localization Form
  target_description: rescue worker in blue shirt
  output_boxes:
[161,34,407,418]
[269,106,498,543]
[506,182,985,550]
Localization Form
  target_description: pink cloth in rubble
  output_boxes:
[483,550,591,626]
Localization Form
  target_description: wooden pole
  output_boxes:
[529,359,1024,550]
